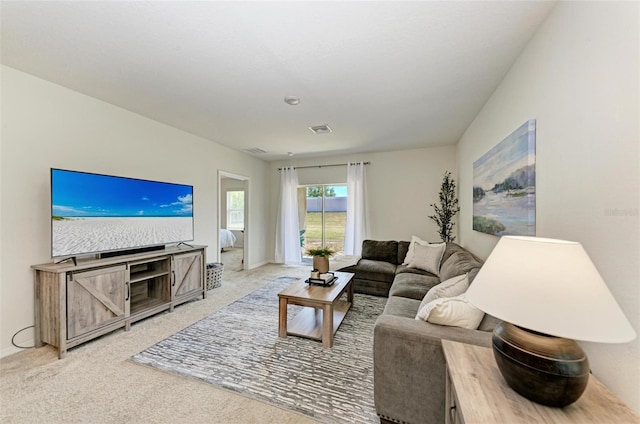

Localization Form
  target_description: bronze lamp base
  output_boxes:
[492,321,590,407]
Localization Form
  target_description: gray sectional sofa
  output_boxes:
[338,240,499,424]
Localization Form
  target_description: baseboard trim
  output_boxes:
[247,260,268,270]
[1,340,33,359]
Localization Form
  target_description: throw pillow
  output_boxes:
[415,293,485,330]
[408,242,446,275]
[402,235,429,265]
[417,273,469,313]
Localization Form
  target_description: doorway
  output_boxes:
[218,171,249,272]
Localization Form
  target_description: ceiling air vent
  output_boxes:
[245,147,268,154]
[309,124,332,135]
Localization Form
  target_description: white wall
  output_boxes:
[457,2,639,411]
[0,66,270,357]
[270,146,457,260]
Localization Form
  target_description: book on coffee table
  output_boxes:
[306,272,336,286]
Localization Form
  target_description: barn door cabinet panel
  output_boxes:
[66,265,128,339]
[33,245,206,359]
[171,251,204,306]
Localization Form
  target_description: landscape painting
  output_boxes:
[473,119,536,236]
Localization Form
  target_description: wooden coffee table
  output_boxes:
[278,271,355,347]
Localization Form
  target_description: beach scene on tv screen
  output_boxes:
[52,170,194,257]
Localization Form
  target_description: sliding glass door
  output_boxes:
[300,185,347,258]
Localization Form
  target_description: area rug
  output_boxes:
[131,277,387,424]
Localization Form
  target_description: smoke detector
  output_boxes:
[284,96,301,106]
[309,124,332,135]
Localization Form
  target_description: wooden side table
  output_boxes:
[442,340,639,424]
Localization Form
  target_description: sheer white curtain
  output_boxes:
[344,162,368,256]
[275,167,302,264]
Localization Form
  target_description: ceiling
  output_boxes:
[1,1,555,161]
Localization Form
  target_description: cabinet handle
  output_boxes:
[172,270,176,287]
[126,281,130,301]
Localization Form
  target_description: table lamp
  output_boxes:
[465,236,636,407]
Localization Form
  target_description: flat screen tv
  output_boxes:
[51,168,194,258]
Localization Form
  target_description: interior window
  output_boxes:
[226,190,244,230]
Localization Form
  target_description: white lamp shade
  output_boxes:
[465,236,636,343]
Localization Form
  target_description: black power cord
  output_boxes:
[11,325,35,349]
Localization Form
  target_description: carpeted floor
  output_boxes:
[221,247,244,271]
[132,277,386,424]
[0,263,328,424]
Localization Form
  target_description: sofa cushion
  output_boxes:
[362,240,399,264]
[408,242,446,275]
[352,278,393,297]
[440,242,469,265]
[348,259,396,283]
[388,272,440,301]
[415,293,485,330]
[439,250,483,283]
[382,295,422,319]
[395,264,434,276]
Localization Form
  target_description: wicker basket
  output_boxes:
[206,262,224,290]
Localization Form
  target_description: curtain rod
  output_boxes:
[277,161,371,171]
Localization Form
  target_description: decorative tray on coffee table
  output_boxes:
[305,272,336,287]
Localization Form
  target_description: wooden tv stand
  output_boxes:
[32,245,207,358]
